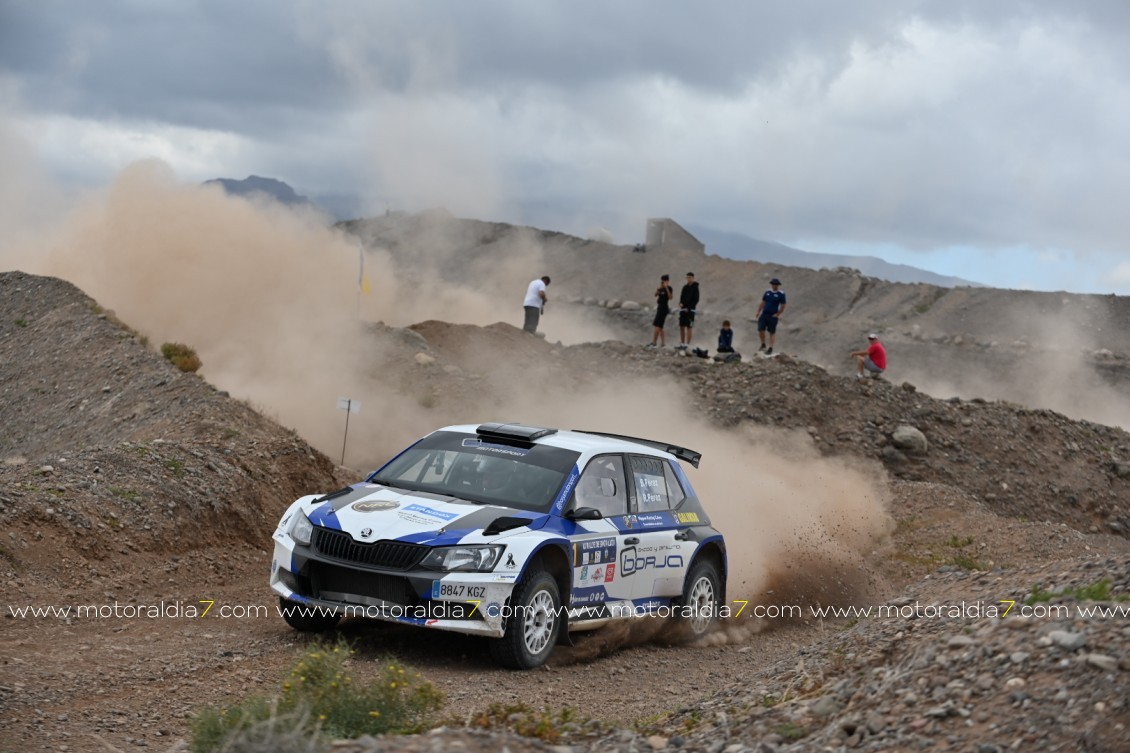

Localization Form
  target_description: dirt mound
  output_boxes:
[0,271,345,574]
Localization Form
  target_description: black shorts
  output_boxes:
[679,310,695,328]
[757,314,778,334]
[652,310,669,328]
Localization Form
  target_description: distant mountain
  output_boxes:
[204,176,318,211]
[687,224,983,288]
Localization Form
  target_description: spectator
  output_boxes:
[649,274,674,348]
[717,320,735,353]
[755,277,787,355]
[677,272,699,350]
[851,333,887,379]
[523,276,551,334]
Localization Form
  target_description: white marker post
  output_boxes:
[337,397,361,465]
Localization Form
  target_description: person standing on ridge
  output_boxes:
[677,272,699,350]
[523,276,550,334]
[755,277,787,355]
[649,274,675,348]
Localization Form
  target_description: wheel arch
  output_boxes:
[520,541,572,645]
[689,538,727,604]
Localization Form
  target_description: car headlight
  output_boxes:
[420,545,504,572]
[290,510,314,546]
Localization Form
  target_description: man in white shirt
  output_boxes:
[523,276,551,333]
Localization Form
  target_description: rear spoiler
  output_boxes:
[573,430,702,468]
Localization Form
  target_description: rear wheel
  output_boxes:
[278,597,342,632]
[488,569,561,669]
[676,558,721,638]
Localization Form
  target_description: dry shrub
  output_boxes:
[161,341,202,372]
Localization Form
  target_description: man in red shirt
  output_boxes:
[851,333,887,379]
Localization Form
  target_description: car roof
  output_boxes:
[437,423,701,467]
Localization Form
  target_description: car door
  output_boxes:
[568,454,635,612]
[622,454,691,603]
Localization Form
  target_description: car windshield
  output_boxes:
[369,431,580,513]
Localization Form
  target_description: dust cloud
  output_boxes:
[1,160,617,455]
[901,306,1130,429]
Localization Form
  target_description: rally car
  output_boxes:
[270,422,727,669]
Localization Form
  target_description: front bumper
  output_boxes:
[270,534,519,638]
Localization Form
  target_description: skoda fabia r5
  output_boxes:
[270,423,727,669]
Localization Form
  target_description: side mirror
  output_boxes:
[566,506,604,521]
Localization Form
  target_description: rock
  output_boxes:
[810,695,843,717]
[891,425,928,453]
[1085,653,1119,672]
[1048,630,1086,651]
[414,352,436,366]
[621,300,642,311]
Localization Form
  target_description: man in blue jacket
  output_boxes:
[755,278,787,355]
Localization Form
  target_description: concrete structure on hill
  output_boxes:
[645,218,705,254]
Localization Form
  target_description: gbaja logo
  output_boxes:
[619,546,684,577]
[352,500,399,512]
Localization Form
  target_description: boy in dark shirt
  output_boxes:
[717,320,734,353]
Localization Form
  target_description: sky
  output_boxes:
[2,0,1130,295]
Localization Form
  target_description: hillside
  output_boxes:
[3,267,1130,752]
[346,212,1130,429]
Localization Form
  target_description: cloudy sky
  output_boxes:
[2,0,1129,294]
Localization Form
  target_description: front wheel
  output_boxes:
[488,569,561,669]
[675,558,721,639]
[278,597,342,632]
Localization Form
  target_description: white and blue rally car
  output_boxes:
[270,423,727,668]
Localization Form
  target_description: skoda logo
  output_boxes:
[360,528,373,539]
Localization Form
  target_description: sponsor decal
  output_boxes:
[624,515,638,529]
[352,500,400,513]
[552,466,581,513]
[504,553,517,569]
[636,513,671,528]
[460,438,531,457]
[675,511,700,524]
[404,503,460,522]
[619,546,685,577]
[573,537,616,569]
[570,588,608,605]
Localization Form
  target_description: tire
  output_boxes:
[278,597,342,632]
[675,558,721,638]
[488,569,561,669]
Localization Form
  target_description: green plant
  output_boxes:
[15,318,28,327]
[945,535,975,548]
[948,553,988,571]
[110,488,140,502]
[1027,579,1122,605]
[468,703,594,744]
[774,721,811,741]
[191,640,443,752]
[161,342,203,373]
[166,458,186,477]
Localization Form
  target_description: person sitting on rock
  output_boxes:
[851,333,887,379]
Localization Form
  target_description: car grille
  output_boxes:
[308,561,423,607]
[311,527,428,570]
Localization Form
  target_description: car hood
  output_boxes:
[302,483,547,546]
